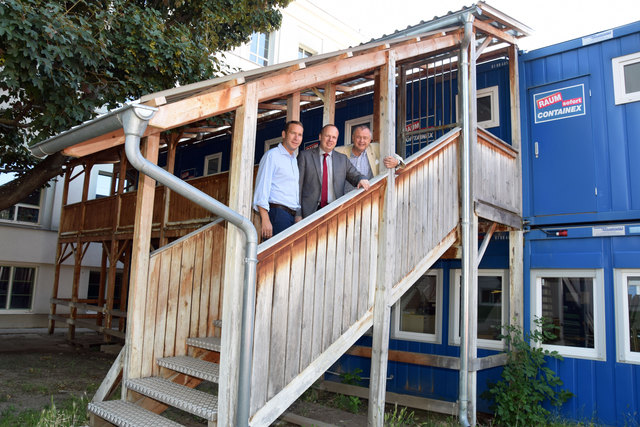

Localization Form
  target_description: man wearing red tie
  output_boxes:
[296,124,370,220]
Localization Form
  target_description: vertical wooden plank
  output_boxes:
[419,161,428,259]
[508,44,523,215]
[251,256,275,414]
[368,189,380,307]
[428,158,436,251]
[332,214,347,339]
[322,217,337,350]
[124,134,159,384]
[510,230,524,328]
[299,230,317,369]
[369,50,396,427]
[268,247,291,399]
[190,232,205,338]
[285,238,307,384]
[311,223,327,360]
[175,237,195,356]
[357,196,371,317]
[152,249,172,376]
[199,228,214,337]
[350,204,362,323]
[141,254,161,378]
[208,225,225,337]
[164,244,182,357]
[219,82,258,426]
[342,206,355,331]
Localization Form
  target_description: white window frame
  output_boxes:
[391,270,443,343]
[344,115,373,145]
[614,269,640,364]
[249,32,271,66]
[0,189,42,225]
[449,269,509,350]
[612,51,640,105]
[298,45,315,59]
[455,85,500,128]
[530,269,606,360]
[203,153,222,176]
[0,264,37,312]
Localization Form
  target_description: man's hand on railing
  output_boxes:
[357,179,370,191]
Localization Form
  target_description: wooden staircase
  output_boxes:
[88,126,520,426]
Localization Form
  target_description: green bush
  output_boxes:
[484,317,573,426]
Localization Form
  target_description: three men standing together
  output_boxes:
[253,121,400,239]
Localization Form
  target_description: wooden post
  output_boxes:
[373,69,381,142]
[396,65,407,157]
[287,92,301,122]
[368,50,396,427]
[323,83,336,125]
[508,44,524,329]
[123,134,159,395]
[219,83,258,426]
[97,243,108,328]
[49,167,71,334]
[160,135,178,246]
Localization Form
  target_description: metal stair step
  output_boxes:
[187,336,221,352]
[88,400,182,427]
[158,356,220,383]
[126,376,218,421]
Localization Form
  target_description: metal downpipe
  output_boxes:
[120,107,258,427]
[458,12,474,427]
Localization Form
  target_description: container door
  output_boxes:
[528,77,596,217]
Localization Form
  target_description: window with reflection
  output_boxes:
[615,270,640,364]
[0,265,36,310]
[0,188,41,224]
[392,270,442,343]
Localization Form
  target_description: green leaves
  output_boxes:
[0,0,290,176]
[483,317,573,426]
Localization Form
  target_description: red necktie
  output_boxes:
[320,153,329,208]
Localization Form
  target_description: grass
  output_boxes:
[0,394,88,427]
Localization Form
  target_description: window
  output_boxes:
[249,32,270,66]
[612,52,640,104]
[95,171,113,198]
[615,269,640,364]
[87,270,123,301]
[455,85,500,128]
[531,269,605,360]
[298,46,314,59]
[450,269,508,350]
[204,153,222,176]
[0,189,42,224]
[0,265,36,310]
[392,270,442,343]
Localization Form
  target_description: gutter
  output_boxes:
[458,12,475,427]
[30,104,259,426]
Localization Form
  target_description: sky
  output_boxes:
[309,0,639,51]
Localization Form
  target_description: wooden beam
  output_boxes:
[299,95,321,102]
[123,134,159,391]
[259,103,287,111]
[475,36,494,60]
[473,20,518,45]
[368,50,396,427]
[218,82,259,426]
[372,69,381,142]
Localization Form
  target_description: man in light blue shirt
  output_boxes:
[253,121,304,239]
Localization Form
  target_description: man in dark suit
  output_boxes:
[296,124,370,219]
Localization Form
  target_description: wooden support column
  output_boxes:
[97,243,108,328]
[396,65,407,157]
[123,134,159,395]
[219,83,258,427]
[287,92,301,122]
[368,50,397,427]
[322,83,336,125]
[160,135,179,246]
[49,167,71,334]
[508,44,524,328]
[373,69,381,142]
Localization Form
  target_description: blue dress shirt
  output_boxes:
[253,143,300,212]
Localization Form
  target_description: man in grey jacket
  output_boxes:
[296,124,370,219]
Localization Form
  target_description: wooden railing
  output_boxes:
[474,128,520,216]
[249,129,462,425]
[126,219,227,379]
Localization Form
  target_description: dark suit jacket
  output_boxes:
[297,147,364,218]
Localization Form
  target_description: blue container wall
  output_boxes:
[524,226,640,426]
[328,234,511,414]
[520,23,640,226]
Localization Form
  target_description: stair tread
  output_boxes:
[158,356,220,383]
[187,336,221,352]
[88,400,182,427]
[127,377,217,421]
